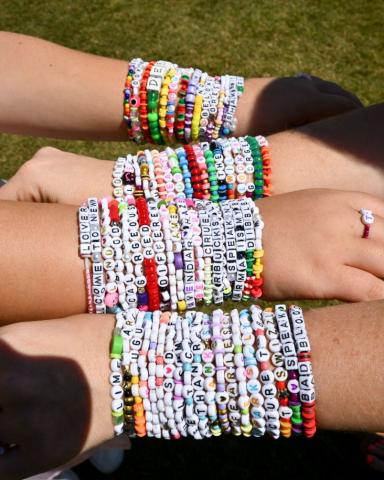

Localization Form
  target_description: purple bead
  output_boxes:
[174,252,184,269]
[290,394,300,403]
[137,292,148,305]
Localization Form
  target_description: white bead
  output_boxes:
[287,379,299,393]
[259,370,274,384]
[110,358,121,372]
[264,397,279,411]
[249,393,264,408]
[109,372,122,386]
[111,398,123,413]
[114,423,124,436]
[300,388,316,403]
[250,406,265,419]
[111,385,124,399]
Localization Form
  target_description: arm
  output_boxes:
[1,188,384,325]
[0,300,383,479]
[0,31,361,140]
[1,104,384,205]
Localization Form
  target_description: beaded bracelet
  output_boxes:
[123,60,244,144]
[109,305,316,441]
[288,305,316,438]
[275,304,303,435]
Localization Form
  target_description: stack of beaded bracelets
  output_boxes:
[78,195,265,313]
[112,136,271,203]
[109,304,316,440]
[123,59,244,144]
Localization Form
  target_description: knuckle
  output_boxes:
[364,279,384,301]
[21,146,60,176]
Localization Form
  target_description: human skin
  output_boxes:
[0,188,384,325]
[1,104,383,205]
[0,299,383,479]
[0,31,361,142]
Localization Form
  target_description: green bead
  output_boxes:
[110,332,123,358]
[147,112,158,122]
[291,416,303,425]
[112,413,124,425]
[234,345,242,354]
[291,405,301,412]
[147,91,158,101]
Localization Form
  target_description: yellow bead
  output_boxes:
[178,300,187,312]
[131,375,139,384]
[253,249,264,258]
[159,120,166,128]
[169,205,177,214]
[241,424,253,434]
[253,266,263,276]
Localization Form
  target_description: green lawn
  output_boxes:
[0,0,383,178]
[0,1,382,478]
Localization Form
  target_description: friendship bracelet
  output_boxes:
[110,305,316,441]
[288,305,316,438]
[123,60,244,144]
[80,190,267,313]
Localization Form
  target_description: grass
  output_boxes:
[0,1,383,478]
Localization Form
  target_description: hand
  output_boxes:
[259,188,384,301]
[0,146,113,205]
[236,75,363,136]
[0,315,119,479]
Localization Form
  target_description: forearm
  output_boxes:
[0,200,86,324]
[0,31,254,141]
[0,31,127,140]
[307,300,384,432]
[87,301,384,433]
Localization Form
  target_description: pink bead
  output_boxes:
[105,292,119,307]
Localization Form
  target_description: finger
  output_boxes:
[347,239,384,279]
[330,266,384,301]
[351,193,384,219]
[309,75,363,107]
[0,180,19,201]
[347,213,384,242]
